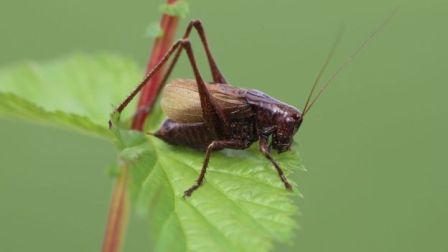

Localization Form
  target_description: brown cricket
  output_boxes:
[111,16,393,197]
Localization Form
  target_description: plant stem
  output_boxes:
[101,167,129,252]
[102,1,180,251]
[132,0,180,130]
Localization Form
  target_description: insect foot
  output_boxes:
[183,183,202,198]
[283,178,293,191]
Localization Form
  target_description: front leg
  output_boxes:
[259,135,293,190]
[184,139,249,197]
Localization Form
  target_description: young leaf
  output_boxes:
[0,54,141,138]
[146,22,165,39]
[115,118,303,252]
[159,0,190,19]
[0,52,304,251]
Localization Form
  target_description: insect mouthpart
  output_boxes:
[271,112,303,153]
[272,131,295,153]
[276,143,291,153]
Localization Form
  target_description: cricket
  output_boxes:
[111,14,394,197]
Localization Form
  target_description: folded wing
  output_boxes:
[161,79,252,123]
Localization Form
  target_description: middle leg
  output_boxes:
[184,139,249,197]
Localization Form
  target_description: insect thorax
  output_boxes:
[244,89,303,152]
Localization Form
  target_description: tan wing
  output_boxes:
[161,79,252,123]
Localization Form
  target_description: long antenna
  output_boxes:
[303,27,344,114]
[303,8,399,115]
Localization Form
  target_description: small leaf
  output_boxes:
[0,54,142,138]
[160,0,190,19]
[146,22,165,39]
[107,164,122,177]
[114,116,303,252]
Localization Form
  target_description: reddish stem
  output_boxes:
[101,167,129,252]
[133,0,180,130]
[102,1,180,252]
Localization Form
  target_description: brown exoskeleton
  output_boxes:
[112,16,393,197]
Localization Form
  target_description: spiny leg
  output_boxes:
[111,20,227,128]
[185,20,227,84]
[259,135,293,190]
[156,21,232,134]
[161,19,227,86]
[178,39,230,137]
[148,23,231,135]
[112,37,227,136]
[184,140,248,197]
[109,39,183,127]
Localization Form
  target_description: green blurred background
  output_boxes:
[1,0,447,251]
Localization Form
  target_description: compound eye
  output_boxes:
[292,112,301,120]
[285,116,295,123]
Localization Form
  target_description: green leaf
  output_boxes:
[160,0,190,19]
[115,121,303,252]
[0,52,303,251]
[0,54,141,138]
[146,22,164,39]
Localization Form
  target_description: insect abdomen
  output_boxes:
[154,119,214,151]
